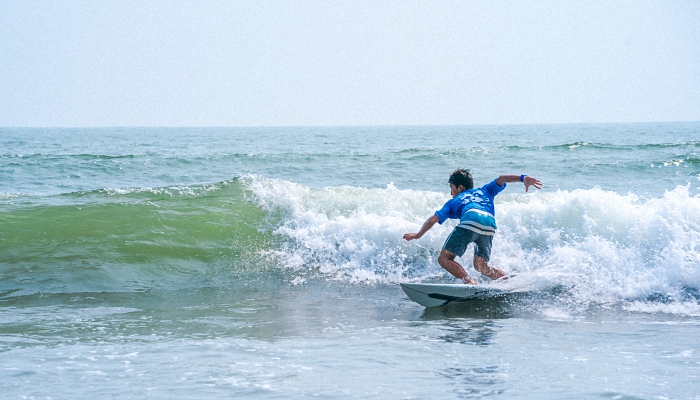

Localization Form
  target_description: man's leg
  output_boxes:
[473,256,507,280]
[438,249,477,285]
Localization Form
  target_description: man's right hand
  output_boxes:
[403,215,440,242]
[403,233,420,241]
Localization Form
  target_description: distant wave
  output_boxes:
[1,153,140,160]
[550,141,700,150]
[390,141,700,157]
[4,140,697,160]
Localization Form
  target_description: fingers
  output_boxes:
[524,177,542,192]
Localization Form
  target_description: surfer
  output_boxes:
[403,169,542,284]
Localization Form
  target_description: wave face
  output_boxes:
[0,180,272,295]
[1,180,699,316]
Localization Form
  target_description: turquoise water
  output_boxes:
[1,124,700,398]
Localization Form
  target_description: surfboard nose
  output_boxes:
[400,283,506,308]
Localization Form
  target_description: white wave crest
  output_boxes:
[247,176,700,315]
[102,182,228,197]
[0,192,23,200]
[247,176,454,284]
[495,186,700,307]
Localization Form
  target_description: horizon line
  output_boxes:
[2,120,699,129]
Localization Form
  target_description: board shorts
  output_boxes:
[442,226,493,261]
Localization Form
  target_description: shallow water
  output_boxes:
[3,281,700,399]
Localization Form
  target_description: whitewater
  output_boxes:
[1,124,699,398]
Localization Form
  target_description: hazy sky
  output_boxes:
[1,0,698,126]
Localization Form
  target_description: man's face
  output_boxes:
[450,183,464,198]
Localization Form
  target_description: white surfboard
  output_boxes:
[400,282,509,308]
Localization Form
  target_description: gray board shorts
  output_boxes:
[442,226,493,261]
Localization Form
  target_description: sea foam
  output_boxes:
[247,176,700,314]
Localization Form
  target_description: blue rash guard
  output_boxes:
[434,179,506,236]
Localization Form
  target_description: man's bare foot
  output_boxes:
[463,277,478,285]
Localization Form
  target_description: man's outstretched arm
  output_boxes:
[496,175,542,192]
[403,214,440,241]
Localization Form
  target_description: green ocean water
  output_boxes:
[2,124,700,398]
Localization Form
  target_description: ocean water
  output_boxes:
[1,124,700,399]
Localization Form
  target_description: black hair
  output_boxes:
[448,168,474,190]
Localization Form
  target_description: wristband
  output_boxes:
[520,174,526,182]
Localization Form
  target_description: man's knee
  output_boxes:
[438,249,456,266]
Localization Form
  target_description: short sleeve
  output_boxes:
[483,179,506,198]
[434,198,456,224]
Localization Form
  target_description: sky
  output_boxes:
[1,0,699,127]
